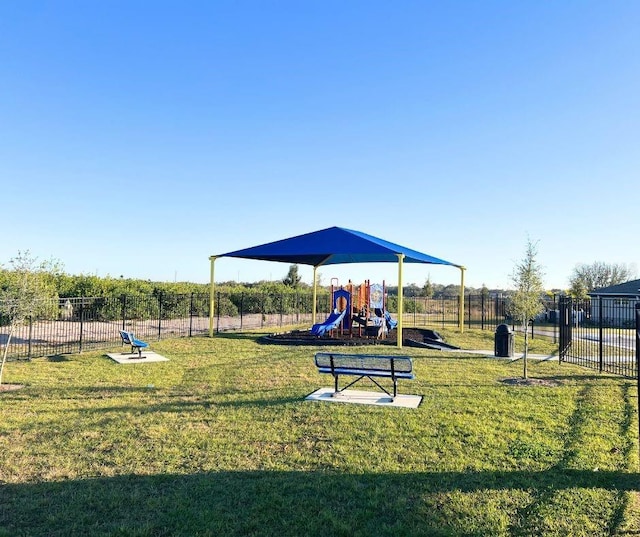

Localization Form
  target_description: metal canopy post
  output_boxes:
[209,256,217,337]
[636,303,640,469]
[459,266,466,333]
[312,265,318,326]
[397,253,405,348]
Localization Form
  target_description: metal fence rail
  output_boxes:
[401,295,513,330]
[0,291,335,361]
[0,291,551,361]
[9,290,637,370]
[559,295,637,378]
[401,294,560,338]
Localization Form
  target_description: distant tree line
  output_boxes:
[2,258,637,307]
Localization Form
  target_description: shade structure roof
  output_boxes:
[216,226,460,268]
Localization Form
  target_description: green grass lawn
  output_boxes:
[0,328,638,536]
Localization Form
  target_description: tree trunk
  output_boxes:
[0,326,14,385]
[523,323,529,379]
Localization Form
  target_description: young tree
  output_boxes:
[481,283,490,298]
[282,264,302,288]
[0,251,61,385]
[423,276,434,298]
[510,238,545,379]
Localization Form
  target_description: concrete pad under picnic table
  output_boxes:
[305,387,422,408]
[105,351,169,364]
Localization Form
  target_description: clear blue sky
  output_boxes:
[1,1,638,290]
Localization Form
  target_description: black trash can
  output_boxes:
[494,323,514,357]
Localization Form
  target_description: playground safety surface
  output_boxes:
[262,327,453,348]
[305,387,423,408]
[105,351,169,364]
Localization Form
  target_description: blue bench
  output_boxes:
[119,330,149,358]
[314,352,414,400]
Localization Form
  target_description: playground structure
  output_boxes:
[210,226,466,348]
[311,279,398,339]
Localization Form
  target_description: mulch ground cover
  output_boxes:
[262,327,442,347]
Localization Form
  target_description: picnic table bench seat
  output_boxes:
[314,352,414,400]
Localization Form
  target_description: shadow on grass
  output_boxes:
[2,386,308,414]
[1,468,638,537]
[0,333,48,345]
[212,331,266,342]
[535,373,634,384]
[47,354,72,362]
[79,393,306,414]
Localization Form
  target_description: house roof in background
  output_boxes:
[589,279,640,296]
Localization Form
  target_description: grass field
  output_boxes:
[1,327,639,536]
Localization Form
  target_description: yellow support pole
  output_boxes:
[312,266,318,326]
[459,266,466,333]
[209,256,217,337]
[397,253,405,348]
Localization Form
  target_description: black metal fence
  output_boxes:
[0,292,530,360]
[401,294,513,331]
[9,290,637,370]
[0,291,334,361]
[1,294,204,360]
[400,294,561,339]
[559,295,637,378]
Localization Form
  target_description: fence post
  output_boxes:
[599,297,604,373]
[189,293,194,337]
[158,292,163,340]
[216,291,221,333]
[240,292,244,331]
[553,294,557,344]
[558,296,564,363]
[558,295,573,363]
[79,299,84,353]
[121,294,127,331]
[28,316,33,359]
[635,303,640,469]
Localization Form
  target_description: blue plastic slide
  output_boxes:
[384,311,398,330]
[374,308,398,330]
[311,309,347,337]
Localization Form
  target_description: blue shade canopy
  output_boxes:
[217,226,460,267]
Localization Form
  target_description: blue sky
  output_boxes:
[1,1,638,290]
